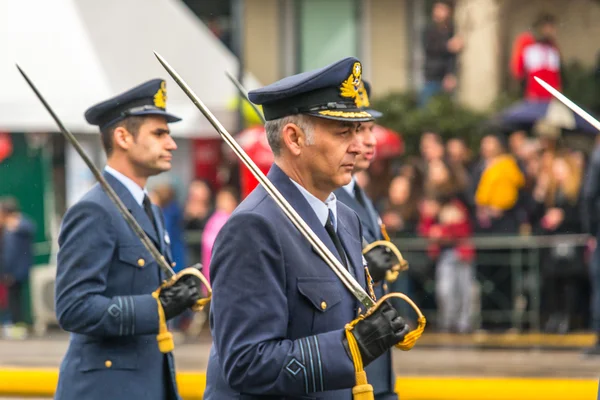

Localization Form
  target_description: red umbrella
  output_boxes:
[0,132,13,163]
[373,124,403,159]
[237,125,274,166]
[237,126,274,199]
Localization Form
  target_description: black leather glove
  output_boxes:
[363,244,400,282]
[158,274,202,320]
[343,301,409,367]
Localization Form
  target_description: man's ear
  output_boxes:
[112,126,134,151]
[281,123,304,156]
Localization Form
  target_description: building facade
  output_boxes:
[243,0,416,97]
[237,0,600,110]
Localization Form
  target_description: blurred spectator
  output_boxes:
[184,180,213,229]
[473,134,525,233]
[0,197,35,340]
[418,132,447,193]
[420,0,463,107]
[381,175,420,236]
[365,157,396,207]
[183,180,213,266]
[418,160,475,333]
[529,152,584,333]
[520,139,544,190]
[425,158,458,198]
[508,130,529,170]
[446,137,473,170]
[508,130,527,157]
[445,137,473,207]
[201,187,239,287]
[509,13,562,100]
[149,183,186,272]
[397,159,426,202]
[531,153,582,235]
[420,132,446,164]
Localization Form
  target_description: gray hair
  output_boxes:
[264,114,315,156]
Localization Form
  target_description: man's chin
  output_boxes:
[149,163,172,175]
[354,160,370,173]
[337,172,353,187]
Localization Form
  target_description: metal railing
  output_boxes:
[35,232,592,333]
[389,233,590,332]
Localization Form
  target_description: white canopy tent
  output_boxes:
[1,0,261,137]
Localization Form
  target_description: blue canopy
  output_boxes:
[497,100,598,134]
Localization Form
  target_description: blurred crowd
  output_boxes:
[374,130,587,238]
[365,129,592,334]
[0,129,596,338]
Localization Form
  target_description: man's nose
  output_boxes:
[349,131,362,154]
[166,135,178,150]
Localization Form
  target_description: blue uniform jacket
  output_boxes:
[204,164,369,400]
[54,171,179,400]
[161,200,186,273]
[335,185,398,400]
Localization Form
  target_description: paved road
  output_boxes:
[1,330,600,378]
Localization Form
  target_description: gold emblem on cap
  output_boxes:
[153,81,167,109]
[357,82,370,108]
[340,61,364,108]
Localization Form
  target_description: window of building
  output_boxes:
[296,0,361,72]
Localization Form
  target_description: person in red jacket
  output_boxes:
[418,158,476,333]
[510,13,561,101]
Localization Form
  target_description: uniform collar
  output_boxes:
[289,178,338,229]
[104,165,147,207]
[342,176,357,197]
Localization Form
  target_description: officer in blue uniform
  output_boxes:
[54,79,203,400]
[204,57,410,399]
[334,80,403,400]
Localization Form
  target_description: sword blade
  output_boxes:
[225,71,266,124]
[534,76,600,132]
[154,52,375,309]
[16,64,175,278]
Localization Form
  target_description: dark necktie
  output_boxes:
[353,183,367,209]
[324,209,350,271]
[143,195,164,281]
[142,195,158,236]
